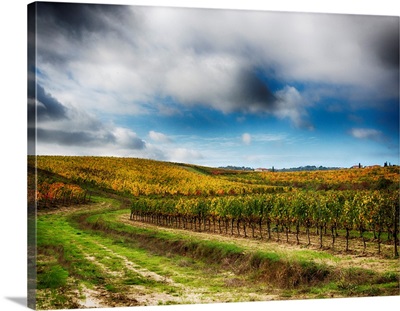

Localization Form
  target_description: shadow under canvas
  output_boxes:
[6,297,27,307]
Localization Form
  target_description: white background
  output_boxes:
[1,1,399,311]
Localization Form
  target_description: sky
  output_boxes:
[28,2,399,169]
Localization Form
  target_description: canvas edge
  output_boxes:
[27,2,37,310]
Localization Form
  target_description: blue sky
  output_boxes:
[28,3,399,169]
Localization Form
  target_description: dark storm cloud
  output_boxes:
[35,2,135,66]
[36,2,129,40]
[28,82,106,133]
[122,137,147,150]
[36,128,115,147]
[35,84,68,121]
[354,14,400,71]
[27,4,37,69]
[130,138,146,149]
[27,81,147,153]
[27,82,68,131]
[34,127,146,150]
[374,23,399,69]
[235,69,277,111]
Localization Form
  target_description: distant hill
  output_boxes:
[219,165,342,172]
[277,165,342,172]
[218,165,254,171]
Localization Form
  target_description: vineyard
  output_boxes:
[130,191,398,257]
[29,155,399,309]
[29,155,399,257]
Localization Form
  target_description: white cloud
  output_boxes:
[168,148,204,163]
[36,5,398,126]
[242,133,252,145]
[274,86,313,129]
[254,133,287,143]
[149,130,173,143]
[113,127,146,149]
[350,128,384,142]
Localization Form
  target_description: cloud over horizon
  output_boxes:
[350,128,385,142]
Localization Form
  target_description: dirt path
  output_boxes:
[37,201,113,216]
[59,211,280,307]
[93,242,175,283]
[71,230,181,306]
[37,203,217,307]
[77,233,280,306]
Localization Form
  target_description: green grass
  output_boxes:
[250,251,281,265]
[37,207,236,306]
[37,265,69,289]
[35,200,400,309]
[178,165,209,176]
[80,207,398,283]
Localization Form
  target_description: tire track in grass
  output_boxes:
[76,285,104,308]
[38,203,282,309]
[37,214,114,309]
[91,240,176,284]
[73,227,278,305]
[39,204,197,307]
[72,232,184,306]
[74,236,224,305]
[86,241,237,305]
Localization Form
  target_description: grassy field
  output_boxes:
[30,156,399,309]
[35,198,399,309]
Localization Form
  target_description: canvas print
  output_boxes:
[27,2,399,310]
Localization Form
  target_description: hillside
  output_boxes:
[28,155,399,309]
[29,156,282,200]
[29,156,398,201]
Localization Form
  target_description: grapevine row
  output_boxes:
[130,190,399,257]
